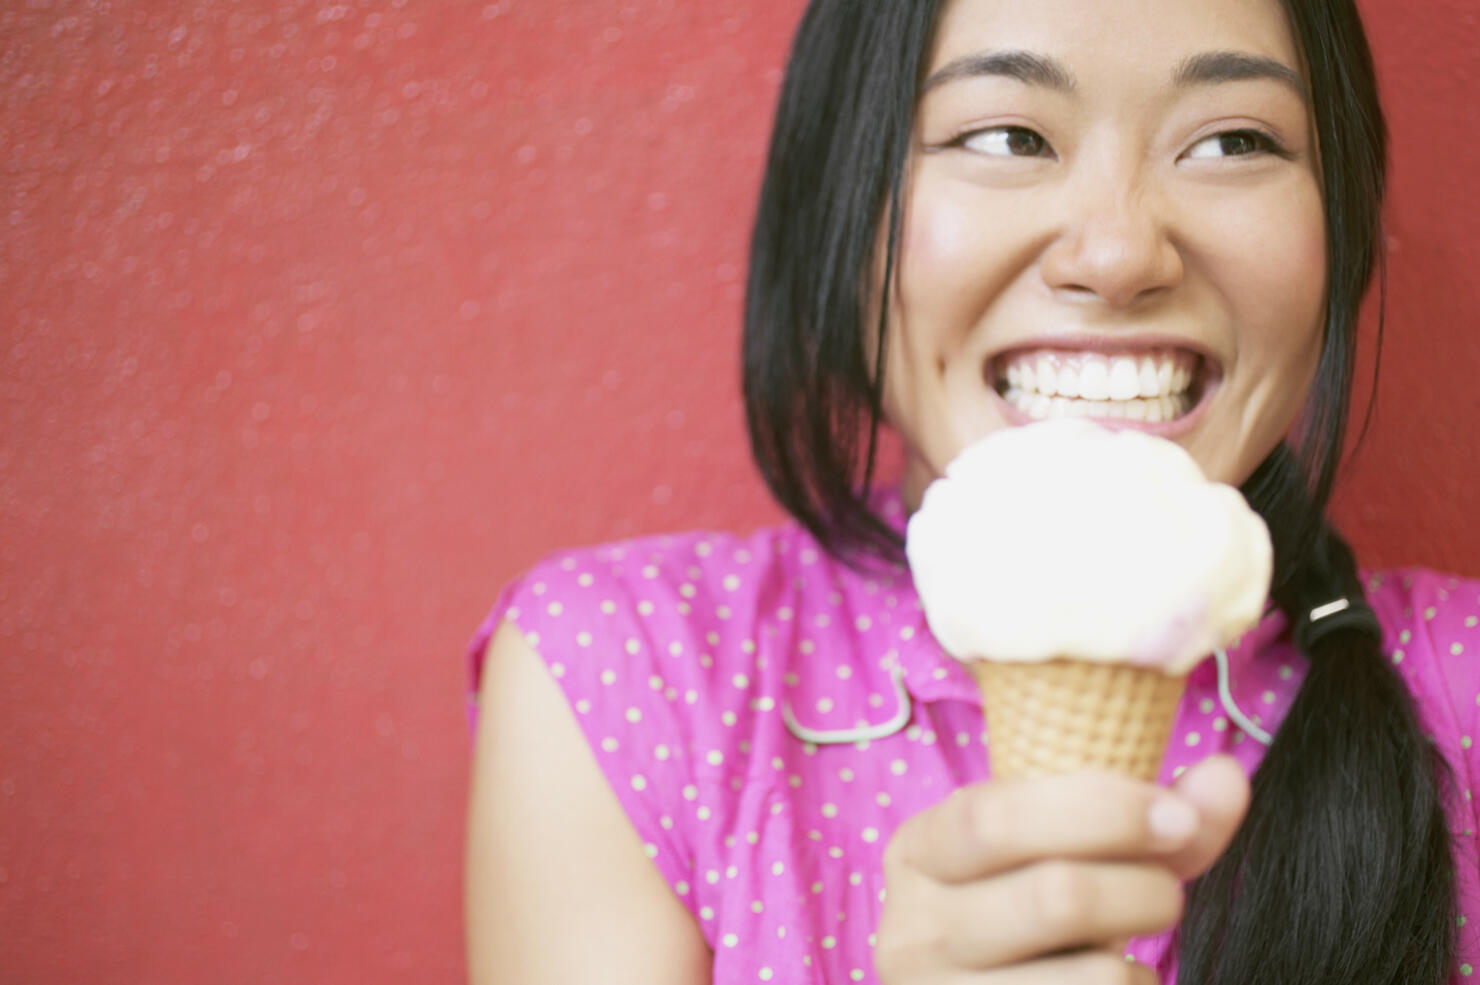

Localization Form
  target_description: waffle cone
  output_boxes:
[970,659,1186,781]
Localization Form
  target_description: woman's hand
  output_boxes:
[874,756,1250,983]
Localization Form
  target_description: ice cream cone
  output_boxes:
[969,659,1186,781]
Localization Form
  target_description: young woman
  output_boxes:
[465,0,1479,982]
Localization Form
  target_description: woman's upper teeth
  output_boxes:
[999,348,1197,400]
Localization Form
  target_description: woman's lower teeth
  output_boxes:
[1002,386,1190,422]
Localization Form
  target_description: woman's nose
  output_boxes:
[1038,184,1184,309]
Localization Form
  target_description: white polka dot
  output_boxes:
[531,582,547,596]
[1213,717,1228,732]
[642,565,659,579]
[695,542,713,557]
[600,737,619,752]
[1392,649,1405,664]
[576,631,592,647]
[817,698,834,713]
[705,869,720,884]
[777,606,794,621]
[545,601,563,617]
[851,970,865,981]
[550,663,566,678]
[849,872,862,886]
[625,707,642,723]
[1199,698,1215,714]
[836,665,853,680]
[643,842,657,857]
[899,626,915,641]
[697,806,712,820]
[506,606,521,621]
[862,827,879,843]
[821,803,838,818]
[716,605,732,620]
[1186,732,1201,747]
[699,905,713,919]
[625,638,641,654]
[772,861,786,875]
[723,574,741,591]
[722,711,737,726]
[577,573,593,587]
[1453,642,1466,656]
[756,696,776,712]
[875,793,891,807]
[660,816,674,830]
[1400,629,1411,644]
[822,936,836,949]
[682,785,698,801]
[631,775,647,791]
[676,880,690,895]
[811,881,823,894]
[855,616,872,631]
[890,759,907,775]
[600,600,617,615]
[1278,664,1294,680]
[1424,606,1437,621]
[574,699,591,714]
[636,601,654,616]
[839,768,854,782]
[759,968,773,981]
[706,750,724,766]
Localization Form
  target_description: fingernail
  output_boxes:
[1148,797,1198,843]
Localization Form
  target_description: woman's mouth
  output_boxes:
[989,346,1217,426]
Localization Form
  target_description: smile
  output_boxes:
[989,346,1215,425]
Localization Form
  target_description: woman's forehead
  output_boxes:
[926,0,1303,80]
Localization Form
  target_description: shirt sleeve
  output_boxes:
[466,551,703,915]
[1374,569,1480,977]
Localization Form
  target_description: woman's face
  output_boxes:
[881,0,1326,508]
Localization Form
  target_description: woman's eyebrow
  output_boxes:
[1174,51,1309,101]
[919,50,1075,95]
[919,48,1307,102]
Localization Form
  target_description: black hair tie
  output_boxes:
[1293,597,1383,652]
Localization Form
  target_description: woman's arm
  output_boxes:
[465,621,712,984]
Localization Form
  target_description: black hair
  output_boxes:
[742,1,1457,983]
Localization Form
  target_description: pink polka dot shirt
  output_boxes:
[467,493,1480,983]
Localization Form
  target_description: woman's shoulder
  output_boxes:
[1363,567,1479,776]
[1364,567,1479,672]
[466,517,847,730]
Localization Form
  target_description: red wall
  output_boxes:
[1,2,1475,983]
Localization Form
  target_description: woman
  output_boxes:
[466,0,1478,982]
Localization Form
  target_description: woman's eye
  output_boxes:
[960,126,1052,158]
[1185,129,1278,159]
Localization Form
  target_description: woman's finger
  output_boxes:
[1159,754,1252,881]
[887,771,1200,884]
[975,950,1159,985]
[940,859,1182,968]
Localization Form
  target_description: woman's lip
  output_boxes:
[989,371,1220,438]
[986,334,1220,364]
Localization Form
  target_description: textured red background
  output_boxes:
[1,2,1475,983]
